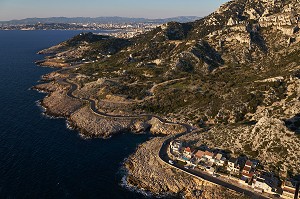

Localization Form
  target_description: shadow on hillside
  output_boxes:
[250,31,268,53]
[284,114,300,135]
[191,40,224,71]
[247,23,268,53]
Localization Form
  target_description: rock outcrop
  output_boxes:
[39,83,83,117]
[148,117,186,135]
[69,106,149,138]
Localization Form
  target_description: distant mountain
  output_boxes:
[0,16,201,25]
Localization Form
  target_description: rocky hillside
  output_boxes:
[181,116,300,174]
[39,0,300,174]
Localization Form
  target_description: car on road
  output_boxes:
[168,160,174,165]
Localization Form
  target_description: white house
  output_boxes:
[183,147,193,159]
[214,153,226,166]
[170,140,182,154]
[203,151,214,162]
[227,157,235,168]
[227,157,240,173]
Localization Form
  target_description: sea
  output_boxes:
[0,30,153,199]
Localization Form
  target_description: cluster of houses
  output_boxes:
[169,140,300,199]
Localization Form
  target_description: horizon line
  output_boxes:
[0,15,202,22]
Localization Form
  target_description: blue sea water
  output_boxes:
[0,30,151,199]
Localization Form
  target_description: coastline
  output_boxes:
[119,164,170,199]
[33,45,250,199]
[123,136,250,199]
[33,61,186,138]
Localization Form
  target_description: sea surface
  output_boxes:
[0,30,151,199]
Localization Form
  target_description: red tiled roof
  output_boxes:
[185,147,191,153]
[245,160,253,167]
[204,151,214,157]
[242,172,254,178]
[243,166,251,172]
[195,150,205,159]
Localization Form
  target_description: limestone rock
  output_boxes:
[69,106,147,138]
[41,85,82,117]
[147,117,186,135]
[227,17,238,26]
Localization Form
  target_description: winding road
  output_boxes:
[62,77,193,131]
[56,68,271,199]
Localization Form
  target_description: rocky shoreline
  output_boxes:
[33,58,250,198]
[33,66,187,138]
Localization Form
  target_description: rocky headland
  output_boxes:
[34,0,300,198]
[33,70,186,139]
[36,82,82,117]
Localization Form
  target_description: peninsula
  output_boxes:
[34,0,300,198]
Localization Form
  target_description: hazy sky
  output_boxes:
[0,0,228,21]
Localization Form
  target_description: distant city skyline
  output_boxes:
[0,0,228,21]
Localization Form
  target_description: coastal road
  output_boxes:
[54,66,194,132]
[56,69,269,198]
[61,77,193,131]
[158,137,271,199]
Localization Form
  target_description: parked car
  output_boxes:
[169,160,174,165]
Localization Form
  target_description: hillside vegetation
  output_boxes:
[39,0,300,174]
